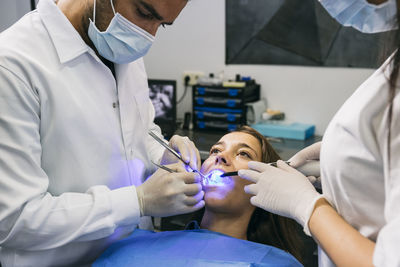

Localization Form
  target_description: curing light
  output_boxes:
[203,169,232,186]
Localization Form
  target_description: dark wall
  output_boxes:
[226,0,397,68]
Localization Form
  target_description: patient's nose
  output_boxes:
[215,152,230,165]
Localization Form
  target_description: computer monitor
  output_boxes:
[148,79,177,138]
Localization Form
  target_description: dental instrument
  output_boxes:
[220,160,320,177]
[151,160,176,173]
[148,130,207,180]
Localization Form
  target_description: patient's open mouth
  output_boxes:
[202,169,233,186]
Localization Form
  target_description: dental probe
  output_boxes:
[148,130,207,181]
[220,160,320,177]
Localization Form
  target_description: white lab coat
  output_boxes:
[320,54,400,266]
[0,0,165,265]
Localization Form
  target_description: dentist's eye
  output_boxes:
[136,8,155,20]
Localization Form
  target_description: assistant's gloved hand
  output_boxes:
[289,141,321,167]
[161,135,201,172]
[289,141,322,188]
[239,160,323,235]
[136,163,204,217]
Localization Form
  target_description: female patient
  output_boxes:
[197,126,302,259]
[94,126,303,266]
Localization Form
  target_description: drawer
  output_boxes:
[194,97,243,108]
[195,87,242,97]
[194,120,241,131]
[194,111,243,122]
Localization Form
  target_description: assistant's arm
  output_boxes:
[0,66,140,250]
[309,199,375,267]
[241,159,377,267]
[310,92,400,267]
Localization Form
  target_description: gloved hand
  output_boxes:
[161,135,201,172]
[136,163,205,217]
[239,160,323,235]
[289,141,321,167]
[307,175,321,190]
[289,142,322,188]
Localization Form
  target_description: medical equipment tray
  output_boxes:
[192,82,260,132]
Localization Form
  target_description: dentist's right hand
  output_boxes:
[136,163,205,217]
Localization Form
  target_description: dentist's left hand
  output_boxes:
[239,160,323,235]
[161,135,201,172]
[136,162,205,217]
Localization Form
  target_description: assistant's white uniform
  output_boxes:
[0,0,164,265]
[320,54,400,266]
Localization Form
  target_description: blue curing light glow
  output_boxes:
[203,169,232,186]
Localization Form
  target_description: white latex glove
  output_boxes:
[289,141,322,189]
[289,141,321,167]
[136,163,205,217]
[161,135,201,172]
[239,160,323,235]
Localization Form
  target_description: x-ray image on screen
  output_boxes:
[148,79,177,138]
[149,84,174,119]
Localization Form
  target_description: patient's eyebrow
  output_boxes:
[212,141,259,158]
[214,141,225,146]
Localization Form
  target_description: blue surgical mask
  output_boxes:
[88,0,155,64]
[319,0,398,33]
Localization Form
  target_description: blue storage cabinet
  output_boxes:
[192,83,260,131]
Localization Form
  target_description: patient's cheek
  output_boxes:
[200,159,213,174]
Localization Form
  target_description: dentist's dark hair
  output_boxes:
[234,126,303,264]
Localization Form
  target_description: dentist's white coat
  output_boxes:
[0,0,164,265]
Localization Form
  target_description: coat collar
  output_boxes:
[37,0,93,64]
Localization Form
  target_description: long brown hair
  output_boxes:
[234,126,303,264]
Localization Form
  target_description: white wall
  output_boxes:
[144,0,375,135]
[0,0,31,32]
[0,0,375,135]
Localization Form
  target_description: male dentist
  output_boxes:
[0,0,204,266]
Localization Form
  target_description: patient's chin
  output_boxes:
[203,184,232,200]
[204,192,231,209]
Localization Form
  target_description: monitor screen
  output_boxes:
[148,79,177,138]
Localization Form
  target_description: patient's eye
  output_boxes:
[210,147,221,155]
[238,151,252,159]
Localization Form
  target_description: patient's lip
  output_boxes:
[206,167,232,174]
[202,169,233,187]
